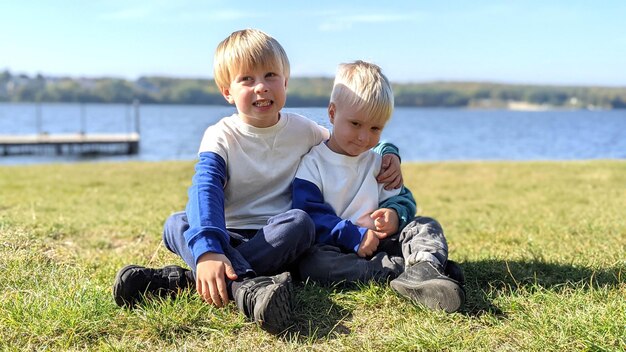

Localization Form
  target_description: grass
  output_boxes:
[1,160,624,351]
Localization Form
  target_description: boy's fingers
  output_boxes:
[209,281,223,307]
[381,156,391,169]
[224,264,238,281]
[374,230,388,239]
[383,174,402,190]
[216,277,229,306]
[370,209,384,219]
[197,279,212,305]
[195,278,203,299]
[378,170,403,189]
[376,168,393,182]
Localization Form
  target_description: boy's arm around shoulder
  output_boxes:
[290,112,330,145]
[373,141,400,158]
[373,142,403,189]
[184,151,231,263]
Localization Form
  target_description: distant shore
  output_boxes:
[2,70,626,109]
[468,100,611,111]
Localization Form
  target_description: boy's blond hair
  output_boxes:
[213,29,290,89]
[330,60,394,125]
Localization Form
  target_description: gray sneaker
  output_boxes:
[113,264,195,308]
[234,272,293,334]
[390,261,465,313]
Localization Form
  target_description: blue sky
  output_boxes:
[1,0,625,86]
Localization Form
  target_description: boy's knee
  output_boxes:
[162,211,188,250]
[406,216,443,233]
[401,216,447,246]
[285,209,316,245]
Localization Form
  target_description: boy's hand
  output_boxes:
[377,154,403,190]
[357,229,385,257]
[196,252,238,308]
[371,208,399,236]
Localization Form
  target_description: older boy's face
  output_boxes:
[220,67,287,128]
[326,103,384,156]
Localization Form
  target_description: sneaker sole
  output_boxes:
[254,275,293,334]
[112,264,143,307]
[390,277,465,313]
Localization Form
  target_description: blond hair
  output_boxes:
[330,60,394,125]
[213,29,290,89]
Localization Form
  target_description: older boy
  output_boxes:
[292,61,465,313]
[113,30,405,333]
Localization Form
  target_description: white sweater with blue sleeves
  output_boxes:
[184,112,329,264]
[292,142,401,253]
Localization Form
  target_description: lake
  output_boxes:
[1,103,625,165]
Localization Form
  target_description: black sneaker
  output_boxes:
[444,260,466,286]
[390,261,465,313]
[234,272,293,334]
[113,264,195,308]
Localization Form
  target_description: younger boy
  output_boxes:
[292,61,465,312]
[112,30,405,333]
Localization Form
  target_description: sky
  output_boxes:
[1,0,625,86]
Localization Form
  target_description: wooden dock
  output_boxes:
[0,133,140,156]
[1,101,141,157]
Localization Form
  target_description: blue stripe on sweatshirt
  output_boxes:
[184,151,230,263]
[292,177,367,253]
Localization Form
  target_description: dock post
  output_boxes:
[80,103,86,134]
[133,99,141,135]
[36,102,42,134]
[128,141,139,155]
[133,99,141,154]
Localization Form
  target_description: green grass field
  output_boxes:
[1,160,624,351]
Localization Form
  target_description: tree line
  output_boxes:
[1,70,625,109]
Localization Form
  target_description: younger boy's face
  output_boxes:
[220,67,287,128]
[326,103,384,157]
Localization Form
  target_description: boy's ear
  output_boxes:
[220,87,235,105]
[328,103,335,123]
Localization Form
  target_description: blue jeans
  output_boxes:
[162,209,316,278]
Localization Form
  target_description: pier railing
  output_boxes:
[0,101,141,156]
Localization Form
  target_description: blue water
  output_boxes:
[1,103,625,165]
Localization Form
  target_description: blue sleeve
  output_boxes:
[379,186,417,232]
[183,151,230,263]
[292,178,367,253]
[373,141,401,161]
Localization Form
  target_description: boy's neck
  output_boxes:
[237,112,282,128]
[325,137,362,157]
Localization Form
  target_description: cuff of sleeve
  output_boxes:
[188,230,226,264]
[379,142,401,161]
[352,227,369,253]
[388,205,408,231]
